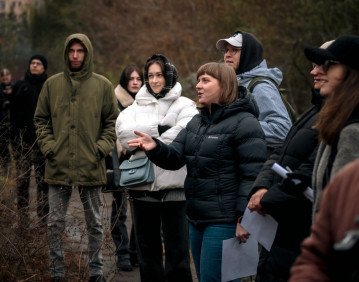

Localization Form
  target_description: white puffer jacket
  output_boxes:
[115,82,198,191]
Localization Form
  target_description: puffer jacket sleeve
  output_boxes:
[259,147,317,220]
[34,80,56,158]
[115,102,159,151]
[251,146,281,192]
[235,114,267,213]
[147,128,187,170]
[158,97,198,145]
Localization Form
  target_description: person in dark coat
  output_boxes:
[0,68,14,171]
[10,54,49,224]
[126,62,267,282]
[247,40,333,282]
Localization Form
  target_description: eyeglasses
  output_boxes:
[312,60,340,72]
[221,47,241,56]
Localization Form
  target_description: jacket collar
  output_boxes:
[114,84,135,108]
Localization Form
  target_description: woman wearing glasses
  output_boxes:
[246,40,333,282]
[290,35,359,282]
[303,35,359,218]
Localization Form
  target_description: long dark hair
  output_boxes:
[119,64,143,94]
[314,67,359,144]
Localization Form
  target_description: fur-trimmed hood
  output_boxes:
[114,84,135,110]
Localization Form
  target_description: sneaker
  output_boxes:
[88,275,106,282]
[117,256,133,272]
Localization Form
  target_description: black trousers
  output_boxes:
[111,190,137,258]
[0,124,11,168]
[14,144,49,221]
[129,195,192,282]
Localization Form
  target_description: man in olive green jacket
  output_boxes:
[34,33,118,282]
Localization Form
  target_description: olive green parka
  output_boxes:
[34,33,118,186]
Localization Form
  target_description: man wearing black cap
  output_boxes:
[11,54,49,225]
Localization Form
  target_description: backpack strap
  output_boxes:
[111,147,121,187]
[248,76,297,123]
[248,76,278,93]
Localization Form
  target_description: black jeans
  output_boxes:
[129,193,193,282]
[14,144,49,221]
[0,123,11,168]
[111,190,137,258]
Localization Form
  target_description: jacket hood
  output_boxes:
[238,60,283,86]
[201,90,259,123]
[229,91,259,117]
[135,82,182,106]
[114,84,135,109]
[64,33,94,81]
[144,54,178,99]
[236,31,263,74]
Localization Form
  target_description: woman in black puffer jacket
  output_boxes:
[127,62,267,282]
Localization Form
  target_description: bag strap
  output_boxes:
[248,76,297,123]
[110,146,122,187]
[248,76,277,93]
[111,147,120,171]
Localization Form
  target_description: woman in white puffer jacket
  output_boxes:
[115,54,197,282]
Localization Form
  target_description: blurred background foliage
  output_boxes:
[1,0,358,113]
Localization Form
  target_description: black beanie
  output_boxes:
[29,54,48,70]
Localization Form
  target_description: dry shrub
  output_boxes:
[0,173,95,281]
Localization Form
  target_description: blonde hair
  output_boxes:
[196,62,238,105]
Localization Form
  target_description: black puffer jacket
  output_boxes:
[148,94,267,225]
[250,90,323,281]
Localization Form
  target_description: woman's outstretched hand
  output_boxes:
[127,130,157,151]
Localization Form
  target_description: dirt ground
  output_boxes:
[1,166,257,281]
[24,170,198,281]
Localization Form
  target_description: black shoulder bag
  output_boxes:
[103,147,122,192]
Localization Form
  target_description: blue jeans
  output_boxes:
[189,222,241,282]
[48,185,104,278]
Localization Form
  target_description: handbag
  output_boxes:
[103,147,122,192]
[119,151,155,188]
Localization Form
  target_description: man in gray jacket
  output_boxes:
[34,33,118,282]
[216,31,292,153]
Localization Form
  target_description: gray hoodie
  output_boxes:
[236,31,292,150]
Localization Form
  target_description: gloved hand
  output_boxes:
[280,172,312,197]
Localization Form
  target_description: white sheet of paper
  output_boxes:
[221,237,259,282]
[241,208,278,251]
